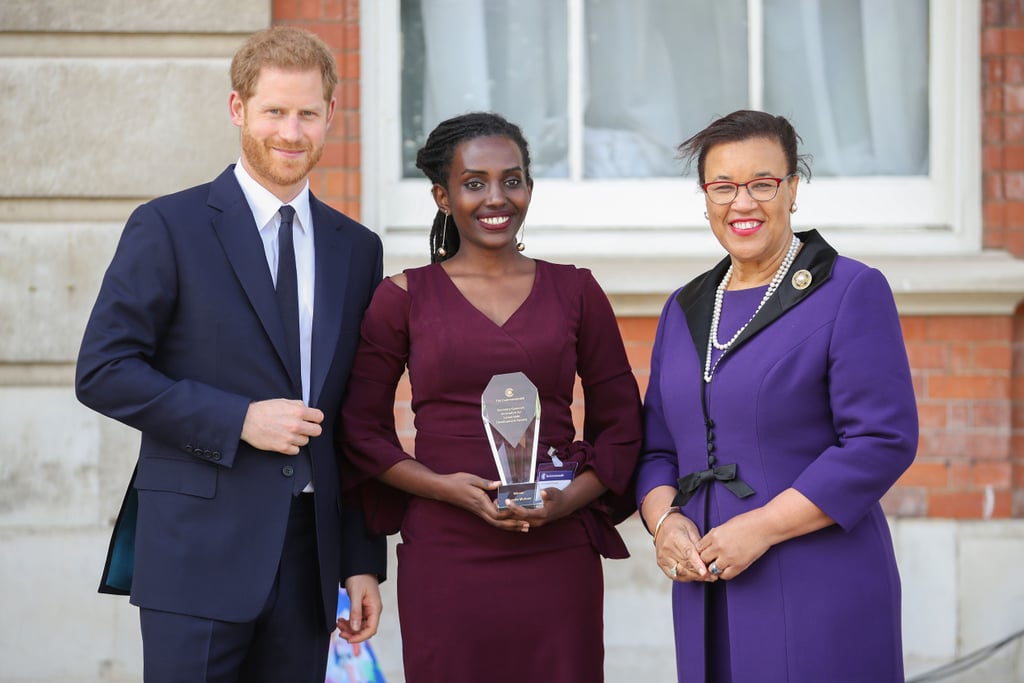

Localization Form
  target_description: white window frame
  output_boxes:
[361,0,981,294]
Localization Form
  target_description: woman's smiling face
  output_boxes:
[435,135,532,256]
[703,136,799,271]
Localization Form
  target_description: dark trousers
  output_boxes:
[139,494,328,683]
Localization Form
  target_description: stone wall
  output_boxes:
[0,2,268,680]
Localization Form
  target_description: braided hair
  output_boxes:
[415,112,533,263]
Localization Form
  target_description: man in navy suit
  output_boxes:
[76,26,385,683]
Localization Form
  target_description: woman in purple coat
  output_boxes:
[636,110,918,682]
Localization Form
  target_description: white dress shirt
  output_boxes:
[233,162,315,406]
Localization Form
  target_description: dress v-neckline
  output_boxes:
[435,260,541,329]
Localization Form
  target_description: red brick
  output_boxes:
[1006,28,1024,53]
[618,317,658,342]
[338,52,359,80]
[928,316,1011,342]
[985,202,1007,230]
[984,0,1003,27]
[928,491,987,518]
[624,344,653,374]
[273,0,300,21]
[986,172,1005,201]
[984,145,1004,173]
[917,403,948,430]
[975,343,1013,371]
[911,374,926,400]
[989,84,1007,112]
[983,27,1006,56]
[950,343,973,373]
[973,461,1013,487]
[1002,228,1024,256]
[1013,460,1024,488]
[1008,144,1024,169]
[1006,171,1024,200]
[1006,115,1024,140]
[917,431,968,459]
[929,375,1010,400]
[985,57,1006,84]
[949,401,971,430]
[905,341,948,369]
[322,0,346,19]
[986,114,1007,142]
[975,400,1013,427]
[950,461,974,487]
[1007,57,1024,82]
[897,460,949,488]
[899,316,927,341]
[298,0,320,20]
[342,0,360,21]
[1007,84,1024,112]
[881,487,927,517]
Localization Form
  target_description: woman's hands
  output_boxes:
[655,511,714,582]
[504,469,607,530]
[695,510,772,581]
[435,472,529,533]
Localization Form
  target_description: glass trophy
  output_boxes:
[481,372,542,509]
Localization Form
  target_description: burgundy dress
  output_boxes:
[341,260,642,682]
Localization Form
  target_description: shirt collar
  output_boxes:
[233,160,312,233]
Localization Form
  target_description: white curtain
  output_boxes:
[764,0,929,175]
[404,0,928,178]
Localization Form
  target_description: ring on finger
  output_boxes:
[709,560,722,576]
[668,564,679,579]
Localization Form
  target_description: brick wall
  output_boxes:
[983,0,1024,257]
[273,0,362,219]
[277,1,1024,520]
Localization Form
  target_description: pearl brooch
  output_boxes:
[703,234,801,383]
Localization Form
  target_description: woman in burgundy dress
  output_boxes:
[636,110,918,681]
[340,112,642,682]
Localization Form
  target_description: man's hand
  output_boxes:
[337,574,382,644]
[240,399,323,455]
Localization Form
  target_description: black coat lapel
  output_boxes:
[676,230,838,360]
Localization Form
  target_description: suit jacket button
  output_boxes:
[282,465,295,477]
[184,444,193,453]
[211,451,222,461]
[203,449,214,459]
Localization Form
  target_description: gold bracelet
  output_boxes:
[652,506,680,545]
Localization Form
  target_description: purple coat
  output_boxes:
[637,230,918,682]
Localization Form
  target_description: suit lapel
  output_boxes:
[309,195,352,406]
[208,168,298,393]
[676,230,839,362]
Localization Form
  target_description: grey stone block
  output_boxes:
[1,58,239,197]
[0,0,269,33]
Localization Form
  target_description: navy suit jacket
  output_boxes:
[76,166,387,630]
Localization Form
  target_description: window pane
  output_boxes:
[763,0,929,176]
[583,0,748,178]
[400,0,569,178]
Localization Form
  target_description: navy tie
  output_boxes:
[275,205,310,494]
[276,205,301,391]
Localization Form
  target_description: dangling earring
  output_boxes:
[789,203,798,214]
[436,212,449,257]
[704,211,709,220]
[516,223,526,252]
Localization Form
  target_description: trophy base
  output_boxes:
[496,483,542,510]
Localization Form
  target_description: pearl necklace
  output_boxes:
[703,234,801,383]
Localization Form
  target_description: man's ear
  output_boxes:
[229,91,245,128]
